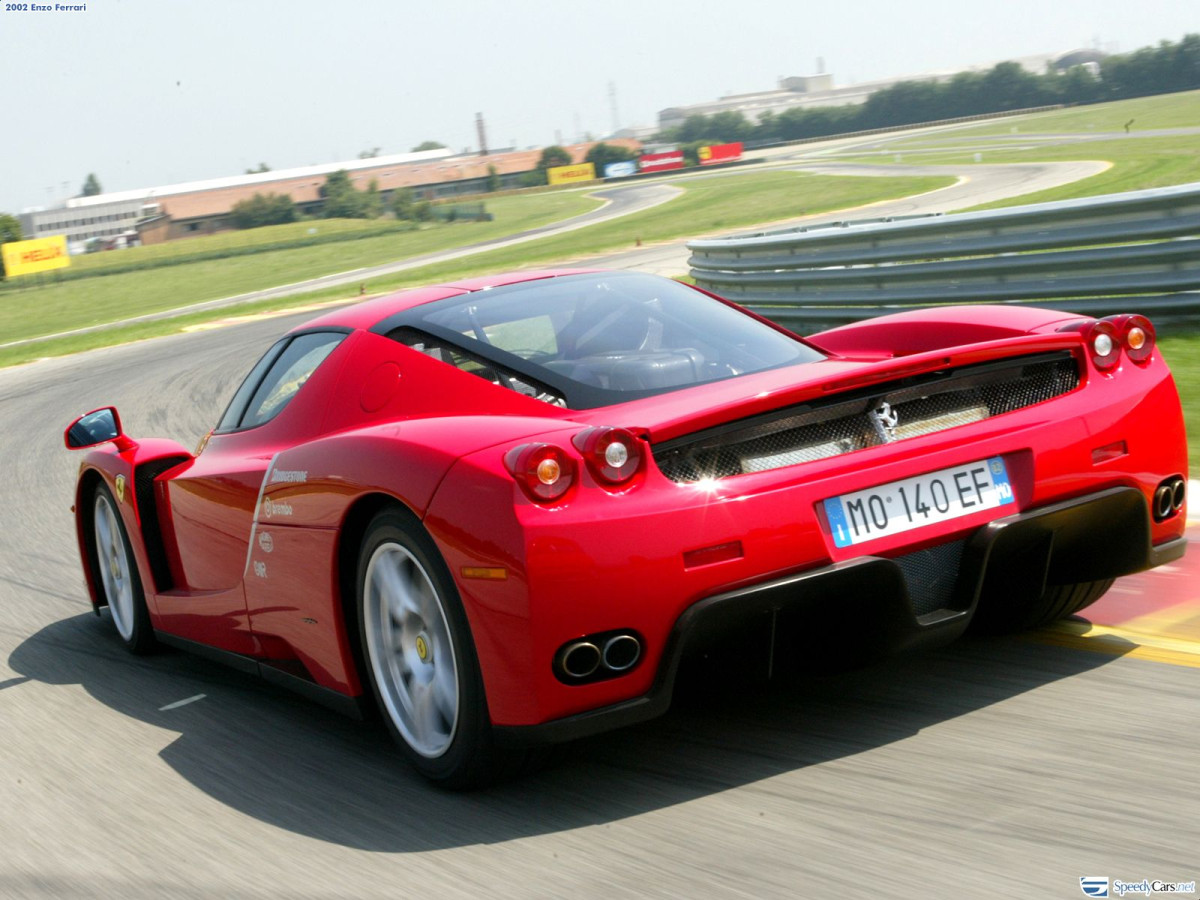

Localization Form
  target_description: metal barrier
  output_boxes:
[687,182,1200,330]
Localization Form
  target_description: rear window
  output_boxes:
[375,272,822,409]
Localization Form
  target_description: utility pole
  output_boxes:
[476,112,488,157]
[608,81,619,135]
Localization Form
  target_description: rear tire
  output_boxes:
[90,482,156,654]
[971,579,1114,634]
[356,507,534,788]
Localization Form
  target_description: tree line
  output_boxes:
[230,169,431,228]
[658,33,1200,146]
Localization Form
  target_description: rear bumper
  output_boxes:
[494,486,1185,746]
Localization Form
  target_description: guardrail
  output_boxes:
[687,181,1200,330]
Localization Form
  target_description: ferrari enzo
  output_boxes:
[65,269,1187,786]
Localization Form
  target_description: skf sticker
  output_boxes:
[114,474,126,504]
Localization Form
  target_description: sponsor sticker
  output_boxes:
[1080,877,1197,897]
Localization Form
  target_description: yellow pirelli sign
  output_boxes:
[2,235,71,277]
[547,162,596,186]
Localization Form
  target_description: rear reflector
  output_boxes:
[683,540,744,569]
[461,567,508,580]
[1091,441,1128,464]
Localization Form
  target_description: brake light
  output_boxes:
[1108,314,1156,364]
[573,426,643,486]
[1063,315,1158,371]
[1083,320,1120,371]
[504,443,576,503]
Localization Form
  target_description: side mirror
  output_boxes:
[64,407,134,450]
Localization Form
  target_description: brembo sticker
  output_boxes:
[262,498,293,518]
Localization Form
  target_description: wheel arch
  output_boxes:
[334,492,424,699]
[75,467,108,612]
[71,439,193,608]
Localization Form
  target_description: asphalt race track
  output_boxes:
[2,129,1198,899]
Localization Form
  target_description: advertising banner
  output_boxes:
[698,142,744,166]
[547,162,596,186]
[638,151,684,173]
[2,235,70,278]
[604,160,637,178]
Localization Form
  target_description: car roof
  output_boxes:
[293,268,600,333]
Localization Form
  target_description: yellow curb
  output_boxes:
[1028,619,1200,669]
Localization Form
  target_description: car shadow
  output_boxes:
[8,611,1132,852]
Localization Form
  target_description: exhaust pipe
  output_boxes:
[1155,485,1175,521]
[1171,478,1186,513]
[1153,477,1186,522]
[602,634,642,672]
[558,641,601,679]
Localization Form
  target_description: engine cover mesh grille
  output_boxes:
[653,352,1079,483]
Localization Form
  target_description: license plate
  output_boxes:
[823,456,1015,549]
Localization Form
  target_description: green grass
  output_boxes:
[942,89,1200,136]
[860,135,1200,209]
[0,169,950,364]
[0,192,600,343]
[1159,331,1200,472]
[826,90,1200,209]
[337,169,955,287]
[966,137,1199,208]
[0,287,361,369]
[65,218,418,274]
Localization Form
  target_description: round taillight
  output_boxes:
[504,443,575,503]
[536,457,560,484]
[572,426,643,486]
[1119,314,1155,364]
[1084,320,1120,371]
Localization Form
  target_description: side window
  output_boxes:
[216,339,286,432]
[216,332,345,432]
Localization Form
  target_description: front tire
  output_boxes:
[91,482,156,654]
[357,508,519,788]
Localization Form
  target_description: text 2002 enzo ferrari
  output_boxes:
[66,269,1187,786]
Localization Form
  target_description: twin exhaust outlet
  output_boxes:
[1153,476,1186,522]
[555,632,642,683]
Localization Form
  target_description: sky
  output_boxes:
[1,0,1195,213]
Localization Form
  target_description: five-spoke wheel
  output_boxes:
[90,482,155,653]
[362,540,460,759]
[357,508,515,787]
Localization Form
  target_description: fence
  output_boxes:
[687,181,1200,331]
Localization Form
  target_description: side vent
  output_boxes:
[134,456,189,591]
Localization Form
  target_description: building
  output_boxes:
[21,139,641,248]
[18,197,160,254]
[657,53,1068,132]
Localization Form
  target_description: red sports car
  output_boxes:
[65,269,1187,786]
